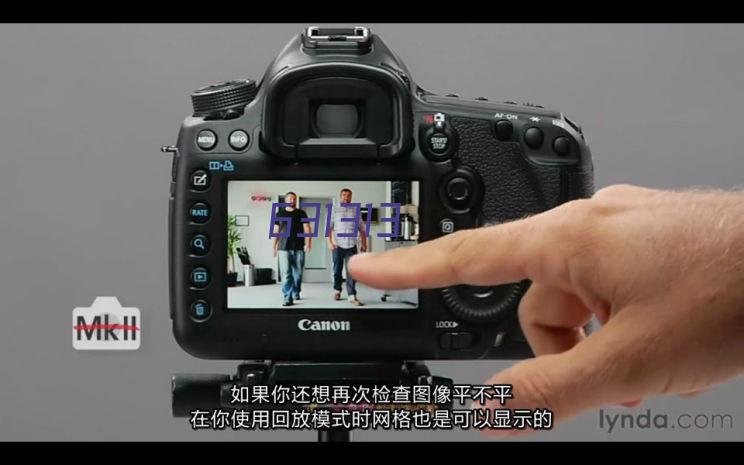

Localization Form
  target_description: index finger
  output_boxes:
[348,213,563,290]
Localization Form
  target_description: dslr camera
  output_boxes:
[166,27,593,362]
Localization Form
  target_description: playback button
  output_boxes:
[190,267,210,288]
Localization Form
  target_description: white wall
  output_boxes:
[228,180,408,280]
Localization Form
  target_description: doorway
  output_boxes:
[300,197,332,283]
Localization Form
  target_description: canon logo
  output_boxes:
[297,319,351,332]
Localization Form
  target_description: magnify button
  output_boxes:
[190,234,210,256]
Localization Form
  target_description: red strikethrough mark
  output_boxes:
[73,324,141,332]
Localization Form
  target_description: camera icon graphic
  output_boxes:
[72,297,141,350]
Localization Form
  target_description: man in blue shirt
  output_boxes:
[327,188,367,306]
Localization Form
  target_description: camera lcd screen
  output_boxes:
[227,180,420,310]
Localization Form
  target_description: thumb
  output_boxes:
[476,308,656,436]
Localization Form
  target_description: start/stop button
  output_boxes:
[420,115,458,161]
[428,132,450,154]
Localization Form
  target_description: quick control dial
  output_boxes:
[441,282,528,323]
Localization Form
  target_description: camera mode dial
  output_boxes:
[441,282,527,323]
[191,79,257,118]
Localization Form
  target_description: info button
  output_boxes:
[229,130,250,150]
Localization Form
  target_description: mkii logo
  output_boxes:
[73,297,141,350]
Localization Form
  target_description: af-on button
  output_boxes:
[493,119,513,141]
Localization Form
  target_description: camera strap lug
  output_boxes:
[161,145,179,155]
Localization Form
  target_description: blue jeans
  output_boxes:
[278,250,305,302]
[332,246,357,297]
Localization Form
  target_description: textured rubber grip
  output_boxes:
[450,116,564,223]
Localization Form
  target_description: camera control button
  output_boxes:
[442,176,475,212]
[439,168,482,214]
[190,300,212,321]
[439,332,475,350]
[553,136,571,156]
[229,130,250,150]
[421,121,458,161]
[440,218,455,234]
[470,286,495,299]
[441,283,526,323]
[524,127,544,149]
[494,119,514,141]
[451,332,475,350]
[190,267,211,288]
[189,202,211,224]
[439,333,453,350]
[196,130,217,150]
[189,234,210,256]
[427,131,451,154]
[446,177,471,203]
[190,170,210,191]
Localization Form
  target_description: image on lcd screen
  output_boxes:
[227,180,420,309]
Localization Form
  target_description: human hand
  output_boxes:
[328,241,337,251]
[348,185,744,435]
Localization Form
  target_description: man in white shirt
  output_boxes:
[327,188,367,306]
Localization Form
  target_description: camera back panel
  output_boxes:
[167,27,594,362]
